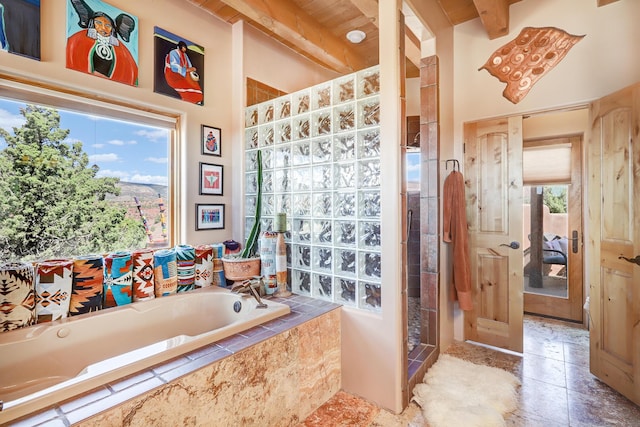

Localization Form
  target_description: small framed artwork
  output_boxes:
[199,162,223,195]
[202,125,221,156]
[196,204,225,230]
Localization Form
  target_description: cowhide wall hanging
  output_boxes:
[479,27,585,104]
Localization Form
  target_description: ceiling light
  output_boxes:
[346,30,366,44]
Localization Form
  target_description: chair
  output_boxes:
[542,236,567,277]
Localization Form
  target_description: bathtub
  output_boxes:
[0,286,290,423]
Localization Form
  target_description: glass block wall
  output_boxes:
[244,65,382,312]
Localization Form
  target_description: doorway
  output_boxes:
[522,136,584,322]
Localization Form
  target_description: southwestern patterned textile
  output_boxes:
[70,255,104,315]
[35,259,74,323]
[0,262,35,332]
[132,248,155,302]
[153,248,178,297]
[176,244,196,293]
[479,27,584,104]
[195,244,214,288]
[103,251,133,308]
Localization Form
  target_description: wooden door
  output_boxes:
[587,83,640,405]
[524,136,584,322]
[464,116,524,352]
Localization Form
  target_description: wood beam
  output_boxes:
[472,0,510,39]
[215,0,368,73]
[349,0,378,26]
[597,0,620,5]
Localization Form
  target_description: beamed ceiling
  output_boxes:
[186,0,619,78]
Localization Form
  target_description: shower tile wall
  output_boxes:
[245,66,382,312]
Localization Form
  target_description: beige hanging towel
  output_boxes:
[443,170,473,311]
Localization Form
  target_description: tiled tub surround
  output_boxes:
[244,66,382,313]
[9,295,341,426]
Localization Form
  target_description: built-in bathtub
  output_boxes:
[0,286,290,423]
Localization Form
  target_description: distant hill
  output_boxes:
[106,182,168,202]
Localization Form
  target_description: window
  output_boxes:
[0,90,176,262]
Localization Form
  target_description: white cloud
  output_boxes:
[106,139,126,146]
[91,143,105,148]
[129,174,168,186]
[0,109,25,132]
[89,153,119,162]
[146,157,168,164]
[95,169,130,180]
[135,129,168,142]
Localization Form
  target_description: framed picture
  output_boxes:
[196,204,225,230]
[201,125,221,156]
[199,162,223,195]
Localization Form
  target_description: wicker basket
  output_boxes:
[221,257,261,282]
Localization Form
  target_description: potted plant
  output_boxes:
[221,150,262,283]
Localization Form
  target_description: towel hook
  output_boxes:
[445,159,460,171]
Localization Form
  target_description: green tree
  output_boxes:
[0,105,146,261]
[543,186,567,214]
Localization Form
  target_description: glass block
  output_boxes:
[334,162,356,189]
[334,249,356,277]
[312,247,332,272]
[244,217,255,240]
[245,150,258,172]
[292,244,311,270]
[261,217,274,232]
[358,96,380,128]
[357,128,380,159]
[357,66,380,98]
[312,82,332,109]
[245,172,257,195]
[262,148,274,169]
[360,281,381,311]
[334,220,356,247]
[359,251,381,279]
[245,105,259,127]
[336,277,356,306]
[276,119,292,144]
[334,74,355,104]
[276,194,291,215]
[312,109,332,137]
[358,190,380,218]
[245,196,256,217]
[245,128,259,150]
[275,96,291,120]
[292,219,311,243]
[311,137,332,163]
[275,146,291,168]
[312,192,333,217]
[358,159,381,188]
[334,191,356,217]
[292,89,310,115]
[292,114,311,141]
[312,164,333,190]
[259,101,275,124]
[274,169,290,192]
[262,170,274,193]
[313,219,332,245]
[259,124,275,147]
[358,221,380,249]
[292,193,311,217]
[292,167,311,191]
[333,103,356,133]
[313,273,333,300]
[262,194,275,216]
[292,140,311,166]
[334,133,355,161]
[293,269,311,295]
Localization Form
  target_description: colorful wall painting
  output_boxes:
[0,0,41,60]
[66,0,139,86]
[153,26,204,106]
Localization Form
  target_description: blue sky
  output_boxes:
[406,152,420,183]
[0,98,169,185]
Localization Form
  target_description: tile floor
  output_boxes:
[302,314,640,426]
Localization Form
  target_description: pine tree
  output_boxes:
[0,105,146,261]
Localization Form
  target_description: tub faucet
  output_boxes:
[231,277,267,308]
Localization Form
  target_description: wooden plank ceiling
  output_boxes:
[186,0,617,77]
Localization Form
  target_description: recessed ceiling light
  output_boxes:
[346,30,366,44]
